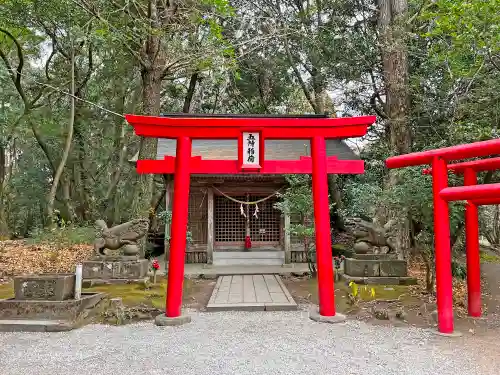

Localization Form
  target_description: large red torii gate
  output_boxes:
[126,113,376,324]
[386,139,500,335]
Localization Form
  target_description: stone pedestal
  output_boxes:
[14,274,75,301]
[342,256,417,285]
[82,258,149,281]
[344,258,408,277]
[1,274,105,332]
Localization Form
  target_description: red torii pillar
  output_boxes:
[166,136,192,318]
[386,138,500,334]
[126,114,376,324]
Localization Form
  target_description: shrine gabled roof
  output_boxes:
[156,139,359,161]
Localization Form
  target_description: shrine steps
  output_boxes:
[212,251,285,266]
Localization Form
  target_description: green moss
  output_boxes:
[84,280,165,308]
[0,282,14,299]
[331,244,353,258]
[83,278,197,309]
[287,277,412,314]
[480,251,500,264]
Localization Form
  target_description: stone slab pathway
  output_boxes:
[207,275,297,311]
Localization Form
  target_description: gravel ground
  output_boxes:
[0,309,498,375]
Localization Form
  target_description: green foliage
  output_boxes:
[421,0,500,70]
[157,210,193,245]
[275,175,318,275]
[341,181,383,218]
[451,261,467,280]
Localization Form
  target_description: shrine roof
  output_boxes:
[156,139,359,161]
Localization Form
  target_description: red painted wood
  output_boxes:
[311,136,336,316]
[463,168,481,317]
[165,137,191,318]
[386,139,500,169]
[432,157,455,334]
[471,197,500,205]
[125,114,375,139]
[422,156,500,175]
[136,156,365,174]
[439,183,500,201]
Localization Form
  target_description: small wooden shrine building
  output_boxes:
[159,137,359,266]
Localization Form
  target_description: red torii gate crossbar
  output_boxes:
[386,139,500,335]
[126,113,376,320]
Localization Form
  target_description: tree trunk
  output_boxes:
[379,0,412,162]
[0,143,9,238]
[182,72,199,113]
[61,174,77,222]
[129,0,166,220]
[47,50,76,227]
[73,101,92,222]
[129,67,162,219]
[103,93,128,224]
[378,0,412,258]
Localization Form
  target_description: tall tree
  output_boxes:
[76,0,232,220]
[377,0,412,256]
[378,0,411,159]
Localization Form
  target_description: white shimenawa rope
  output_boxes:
[212,186,282,220]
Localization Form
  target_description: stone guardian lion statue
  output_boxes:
[93,218,149,258]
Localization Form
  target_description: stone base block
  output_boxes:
[82,277,149,288]
[309,307,346,324]
[155,313,191,326]
[344,258,408,277]
[352,254,397,260]
[0,292,105,321]
[14,274,75,301]
[82,259,149,280]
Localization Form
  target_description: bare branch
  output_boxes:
[45,44,57,81]
[182,71,199,113]
[78,42,94,91]
[0,27,28,106]
[283,36,317,112]
[487,50,500,72]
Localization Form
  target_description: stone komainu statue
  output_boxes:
[93,218,149,258]
[344,217,398,254]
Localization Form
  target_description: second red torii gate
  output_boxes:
[126,113,376,323]
[423,156,500,318]
[387,139,500,335]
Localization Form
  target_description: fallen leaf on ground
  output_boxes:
[0,240,93,280]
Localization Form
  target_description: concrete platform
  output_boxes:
[207,275,297,311]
